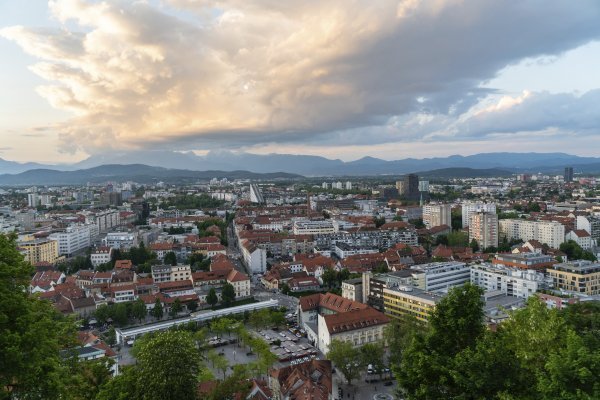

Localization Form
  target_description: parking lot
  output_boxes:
[253,326,320,367]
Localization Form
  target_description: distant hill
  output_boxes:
[0,164,302,185]
[415,167,513,179]
[2,151,600,176]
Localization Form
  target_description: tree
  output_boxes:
[447,231,469,247]
[134,331,201,400]
[560,240,597,261]
[470,238,480,252]
[384,314,424,367]
[221,283,236,306]
[207,349,229,379]
[131,299,147,323]
[327,339,363,385]
[150,298,163,320]
[113,302,129,326]
[206,288,218,309]
[322,267,337,288]
[360,343,385,378]
[105,327,117,346]
[188,300,198,313]
[164,251,177,266]
[280,283,291,295]
[169,298,183,318]
[0,233,77,399]
[374,216,386,228]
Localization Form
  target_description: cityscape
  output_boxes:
[2,1,600,400]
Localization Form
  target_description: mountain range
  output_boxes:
[1,150,600,178]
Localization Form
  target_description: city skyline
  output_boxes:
[2,0,600,163]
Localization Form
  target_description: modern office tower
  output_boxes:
[564,167,574,183]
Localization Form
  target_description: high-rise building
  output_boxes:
[499,219,565,249]
[422,204,451,229]
[249,184,265,204]
[462,202,496,228]
[27,193,38,208]
[322,182,329,189]
[469,211,499,249]
[345,181,352,190]
[397,174,419,201]
[564,167,574,183]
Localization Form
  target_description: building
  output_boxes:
[547,260,600,295]
[269,360,332,400]
[103,232,138,250]
[297,293,389,354]
[397,174,419,201]
[422,204,451,229]
[341,278,363,302]
[292,220,338,235]
[345,181,352,190]
[18,235,60,264]
[240,240,267,274]
[249,184,265,204]
[469,211,499,249]
[383,286,440,322]
[151,265,172,283]
[499,219,565,249]
[411,261,470,292]
[462,202,496,228]
[565,230,593,250]
[92,210,121,233]
[470,263,546,299]
[49,224,94,257]
[27,193,38,207]
[170,265,192,281]
[493,252,556,271]
[564,166,574,182]
[90,246,113,267]
[576,215,600,245]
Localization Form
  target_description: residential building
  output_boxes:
[422,204,451,229]
[170,265,192,281]
[249,184,265,204]
[341,278,363,302]
[576,215,600,245]
[565,230,592,250]
[547,260,600,295]
[18,235,60,264]
[240,240,267,274]
[269,360,332,400]
[292,220,338,235]
[103,232,138,250]
[90,246,113,267]
[499,219,565,249]
[493,252,556,271]
[49,224,94,257]
[470,263,546,299]
[469,211,499,249]
[151,265,172,283]
[462,202,496,228]
[92,210,121,233]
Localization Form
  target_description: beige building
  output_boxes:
[499,219,565,249]
[547,260,600,295]
[469,211,499,249]
[422,204,452,229]
[18,235,60,264]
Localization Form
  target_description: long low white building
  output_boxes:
[499,219,565,249]
[115,299,278,344]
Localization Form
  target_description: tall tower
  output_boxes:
[564,167,574,183]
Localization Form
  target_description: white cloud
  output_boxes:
[1,0,600,155]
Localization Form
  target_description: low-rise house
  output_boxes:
[269,360,332,400]
[30,270,66,293]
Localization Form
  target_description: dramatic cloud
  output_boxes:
[2,0,600,154]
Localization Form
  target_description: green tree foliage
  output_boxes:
[133,331,201,400]
[374,216,386,228]
[470,238,480,252]
[169,298,183,318]
[164,251,178,266]
[560,240,597,261]
[327,339,363,385]
[280,283,291,295]
[206,288,219,308]
[0,234,77,399]
[447,230,469,247]
[131,299,147,323]
[221,283,236,306]
[409,218,425,229]
[360,343,385,377]
[150,298,163,320]
[163,194,225,210]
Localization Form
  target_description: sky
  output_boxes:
[1,0,600,164]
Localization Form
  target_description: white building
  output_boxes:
[499,219,565,249]
[322,182,329,189]
[91,210,121,233]
[576,215,600,245]
[345,181,352,190]
[170,265,192,281]
[411,261,470,292]
[422,204,451,229]
[469,212,499,249]
[90,246,113,267]
[462,202,496,228]
[470,263,546,299]
[103,232,138,250]
[249,184,265,204]
[292,220,338,235]
[27,193,38,208]
[241,240,267,274]
[49,224,94,257]
[565,230,593,250]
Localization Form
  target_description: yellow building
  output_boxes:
[547,261,600,295]
[18,235,60,264]
[383,286,440,322]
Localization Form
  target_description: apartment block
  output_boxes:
[470,263,546,299]
[547,260,600,295]
[469,211,498,249]
[422,204,452,229]
[462,202,496,228]
[499,219,565,249]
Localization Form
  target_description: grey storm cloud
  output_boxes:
[2,0,600,153]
